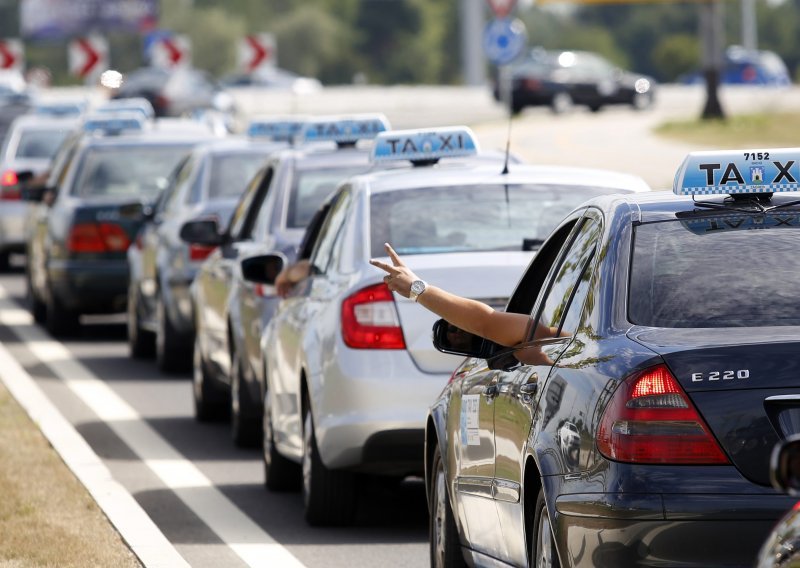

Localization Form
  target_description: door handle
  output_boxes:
[519,383,538,395]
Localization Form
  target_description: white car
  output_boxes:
[258,126,650,525]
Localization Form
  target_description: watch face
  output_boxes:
[411,280,426,296]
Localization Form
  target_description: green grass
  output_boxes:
[656,113,800,148]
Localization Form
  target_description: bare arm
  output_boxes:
[369,243,530,347]
[275,258,311,298]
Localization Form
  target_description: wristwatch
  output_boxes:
[409,279,428,302]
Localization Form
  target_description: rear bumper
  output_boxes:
[49,258,128,314]
[555,492,796,567]
[0,202,31,251]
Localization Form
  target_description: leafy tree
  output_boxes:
[652,34,699,82]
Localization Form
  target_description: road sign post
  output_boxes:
[482,18,527,115]
[485,0,518,19]
[151,35,191,69]
[238,33,276,74]
[68,35,108,84]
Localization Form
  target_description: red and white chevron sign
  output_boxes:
[0,39,24,71]
[151,35,191,69]
[68,36,109,79]
[239,33,276,73]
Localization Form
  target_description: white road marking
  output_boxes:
[0,290,307,568]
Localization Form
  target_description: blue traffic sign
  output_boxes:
[482,18,527,66]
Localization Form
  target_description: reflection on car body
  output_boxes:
[258,125,649,526]
[426,148,800,567]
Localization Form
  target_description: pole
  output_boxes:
[700,0,725,120]
[741,0,757,51]
[460,0,487,86]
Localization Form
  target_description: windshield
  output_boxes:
[15,128,72,159]
[208,153,268,199]
[629,213,800,327]
[72,144,193,198]
[369,184,613,257]
[286,166,363,228]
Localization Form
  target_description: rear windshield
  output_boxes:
[208,153,267,199]
[629,213,800,327]
[73,144,193,198]
[369,184,612,257]
[286,166,363,229]
[15,129,71,159]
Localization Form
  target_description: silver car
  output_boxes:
[0,114,78,269]
[258,126,651,525]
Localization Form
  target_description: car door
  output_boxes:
[270,188,353,454]
[492,213,603,566]
[196,166,273,378]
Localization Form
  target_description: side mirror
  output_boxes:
[241,253,286,286]
[771,435,800,495]
[21,184,48,202]
[16,170,34,185]
[432,318,493,358]
[179,218,224,246]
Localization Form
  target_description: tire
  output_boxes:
[0,251,10,272]
[550,92,573,115]
[128,285,155,359]
[531,489,560,568]
[429,443,467,568]
[230,343,262,448]
[632,91,652,111]
[26,268,46,324]
[588,103,603,113]
[302,404,356,526]
[45,285,79,338]
[263,386,301,491]
[156,291,191,373]
[193,335,227,421]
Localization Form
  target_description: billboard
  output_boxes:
[21,0,158,40]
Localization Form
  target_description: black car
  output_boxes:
[425,148,800,567]
[25,117,212,336]
[497,48,655,114]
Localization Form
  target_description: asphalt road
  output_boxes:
[5,84,800,567]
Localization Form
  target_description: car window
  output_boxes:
[310,188,352,275]
[286,166,362,229]
[533,218,601,337]
[205,153,267,200]
[629,214,800,327]
[228,167,272,240]
[72,145,192,198]
[160,155,194,215]
[15,128,71,159]
[369,184,611,258]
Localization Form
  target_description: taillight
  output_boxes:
[1,170,20,200]
[67,222,130,253]
[188,243,216,262]
[597,364,729,465]
[524,78,541,90]
[341,283,405,349]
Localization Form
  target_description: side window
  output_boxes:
[533,217,601,338]
[186,159,207,204]
[158,156,192,216]
[229,167,272,240]
[310,188,352,275]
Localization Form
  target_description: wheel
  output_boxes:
[550,92,573,115]
[193,335,227,421]
[128,285,155,358]
[45,285,79,338]
[263,386,301,491]
[230,343,262,448]
[531,489,560,568]
[588,103,603,113]
[302,403,356,526]
[0,251,10,272]
[156,291,191,373]
[632,91,652,111]
[429,443,467,568]
[26,267,46,324]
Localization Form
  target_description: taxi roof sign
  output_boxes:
[82,112,146,134]
[674,149,800,196]
[300,114,390,144]
[247,116,306,141]
[370,126,479,164]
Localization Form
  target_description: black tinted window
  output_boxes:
[629,213,800,327]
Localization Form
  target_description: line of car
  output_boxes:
[6,96,800,567]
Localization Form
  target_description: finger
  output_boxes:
[369,258,393,273]
[384,243,405,267]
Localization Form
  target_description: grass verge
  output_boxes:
[0,381,141,568]
[656,112,800,148]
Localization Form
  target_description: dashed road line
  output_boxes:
[0,287,307,568]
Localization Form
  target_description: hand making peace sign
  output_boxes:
[369,243,420,299]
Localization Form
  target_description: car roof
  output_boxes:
[78,129,212,150]
[348,161,652,195]
[8,114,81,131]
[191,137,286,157]
[271,144,372,168]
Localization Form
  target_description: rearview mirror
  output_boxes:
[179,218,224,246]
[432,318,492,358]
[241,253,286,286]
[771,435,800,496]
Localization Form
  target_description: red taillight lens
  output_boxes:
[67,223,130,253]
[524,78,541,90]
[341,283,405,350]
[597,364,729,465]
[188,243,216,262]
[1,170,20,200]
